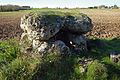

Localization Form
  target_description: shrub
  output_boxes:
[112,5,119,9]
[87,60,108,80]
[0,5,30,12]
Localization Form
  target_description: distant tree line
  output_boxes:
[88,5,119,9]
[50,5,119,9]
[0,5,31,12]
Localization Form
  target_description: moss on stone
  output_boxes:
[26,11,88,24]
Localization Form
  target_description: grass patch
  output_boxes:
[26,11,87,25]
[0,38,120,80]
[87,60,108,80]
[84,38,120,80]
[0,40,20,68]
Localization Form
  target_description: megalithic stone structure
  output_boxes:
[20,11,93,55]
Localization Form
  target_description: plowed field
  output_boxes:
[0,9,120,41]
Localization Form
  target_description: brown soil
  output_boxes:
[0,9,120,41]
[77,9,120,39]
[0,11,29,41]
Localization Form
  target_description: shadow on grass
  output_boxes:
[31,55,75,80]
[79,38,120,60]
[80,38,120,80]
[31,38,120,80]
[1,38,119,80]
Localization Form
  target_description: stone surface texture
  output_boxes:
[20,11,93,55]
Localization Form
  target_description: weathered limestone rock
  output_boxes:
[63,15,93,34]
[110,52,120,63]
[78,58,93,73]
[33,40,70,54]
[68,33,87,51]
[49,40,70,54]
[21,32,28,41]
[20,14,63,41]
[20,11,93,55]
[37,41,49,53]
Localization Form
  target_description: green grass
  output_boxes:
[87,60,108,80]
[85,38,120,80]
[28,10,86,17]
[25,10,87,26]
[0,8,120,80]
[0,40,20,68]
[0,38,120,80]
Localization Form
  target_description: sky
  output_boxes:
[0,0,120,8]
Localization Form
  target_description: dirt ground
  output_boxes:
[0,11,29,41]
[0,9,120,41]
[77,9,120,39]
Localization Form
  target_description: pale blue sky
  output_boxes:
[0,0,120,8]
